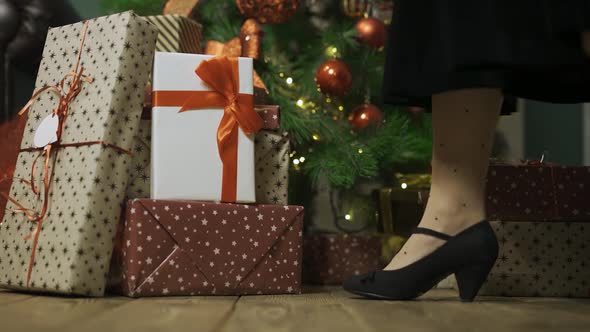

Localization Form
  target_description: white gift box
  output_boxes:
[151,52,256,202]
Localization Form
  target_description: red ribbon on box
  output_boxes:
[152,56,263,202]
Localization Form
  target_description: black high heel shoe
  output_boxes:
[343,220,498,302]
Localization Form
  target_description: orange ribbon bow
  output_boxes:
[153,56,263,202]
[205,19,268,93]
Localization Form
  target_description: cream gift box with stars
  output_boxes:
[0,12,157,297]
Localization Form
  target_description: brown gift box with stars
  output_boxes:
[0,12,157,296]
[485,161,590,221]
[254,105,290,205]
[114,199,304,297]
[479,161,590,297]
[302,234,383,285]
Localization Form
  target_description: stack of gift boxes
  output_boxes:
[479,161,590,298]
[0,11,303,297]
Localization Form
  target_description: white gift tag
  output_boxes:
[34,114,59,148]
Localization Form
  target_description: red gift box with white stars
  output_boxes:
[114,199,304,297]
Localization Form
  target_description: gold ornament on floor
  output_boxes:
[236,0,301,24]
[348,103,383,131]
[355,17,387,49]
[315,60,353,97]
[342,0,370,17]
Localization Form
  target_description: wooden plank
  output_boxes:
[336,288,590,332]
[219,287,367,332]
[1,287,589,332]
[0,291,239,332]
[80,296,239,332]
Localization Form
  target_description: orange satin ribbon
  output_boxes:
[205,19,268,93]
[0,21,131,287]
[152,56,263,202]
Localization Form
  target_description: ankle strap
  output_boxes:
[413,227,452,241]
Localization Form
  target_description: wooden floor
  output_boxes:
[1,287,589,332]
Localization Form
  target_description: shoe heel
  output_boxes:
[455,260,495,302]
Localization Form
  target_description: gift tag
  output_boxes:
[34,114,59,148]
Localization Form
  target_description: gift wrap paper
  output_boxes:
[144,15,202,53]
[303,234,383,285]
[125,119,152,199]
[486,163,590,221]
[0,12,157,296]
[255,130,290,205]
[151,53,256,202]
[479,221,590,297]
[116,199,304,296]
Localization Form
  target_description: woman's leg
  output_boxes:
[385,88,503,271]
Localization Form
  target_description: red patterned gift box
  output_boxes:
[302,234,383,285]
[486,161,590,221]
[114,199,304,297]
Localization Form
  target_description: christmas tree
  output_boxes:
[102,0,432,224]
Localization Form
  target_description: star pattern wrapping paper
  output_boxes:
[254,105,289,205]
[485,163,590,221]
[116,199,304,297]
[0,12,157,296]
[302,234,383,285]
[479,221,590,298]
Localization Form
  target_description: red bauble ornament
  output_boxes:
[348,104,384,131]
[236,0,301,24]
[315,60,353,97]
[355,17,387,49]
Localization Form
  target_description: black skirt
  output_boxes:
[382,0,590,112]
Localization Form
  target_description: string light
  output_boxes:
[312,134,320,141]
[299,157,306,162]
[296,99,304,107]
[311,109,317,114]
[345,214,352,221]
[326,98,332,103]
[289,151,296,158]
[279,73,285,78]
[338,105,344,111]
[286,77,294,85]
[293,159,300,165]
[401,183,408,189]
[358,148,363,154]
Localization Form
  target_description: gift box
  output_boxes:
[144,15,202,53]
[375,187,430,237]
[0,12,157,296]
[478,221,590,297]
[302,234,383,285]
[115,199,304,296]
[125,115,152,199]
[486,162,590,221]
[254,105,290,205]
[151,53,261,203]
[124,106,282,202]
[0,115,27,223]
